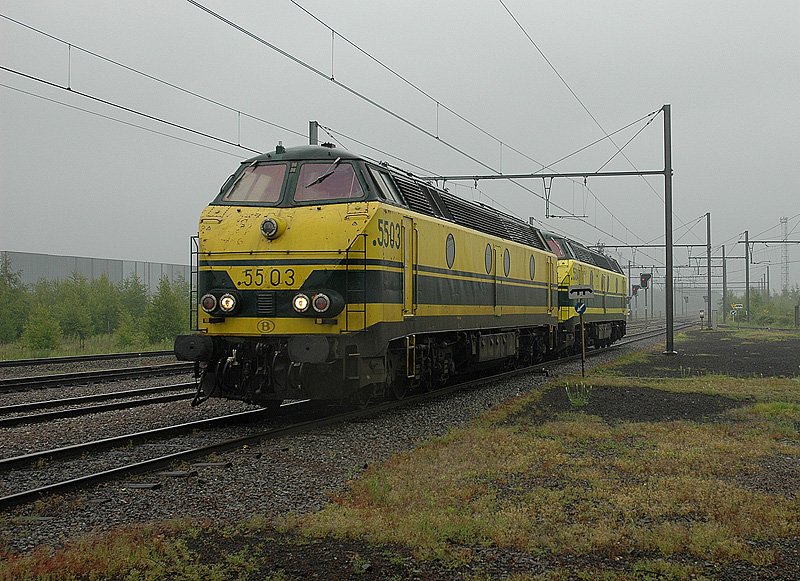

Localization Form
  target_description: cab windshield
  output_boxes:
[294,162,364,202]
[222,163,286,204]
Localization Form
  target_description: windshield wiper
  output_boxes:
[305,157,341,188]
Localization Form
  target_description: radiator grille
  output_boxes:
[256,292,276,316]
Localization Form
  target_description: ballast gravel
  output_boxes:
[0,339,661,554]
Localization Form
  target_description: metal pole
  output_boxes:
[706,212,712,325]
[766,265,770,304]
[627,260,632,319]
[309,120,319,145]
[745,230,750,322]
[651,267,655,320]
[580,312,586,378]
[722,245,727,323]
[663,104,676,353]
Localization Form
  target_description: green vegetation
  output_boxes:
[722,287,800,328]
[0,255,190,358]
[564,382,592,407]
[0,521,289,580]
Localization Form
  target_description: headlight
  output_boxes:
[292,293,310,313]
[200,294,217,313]
[219,293,237,313]
[312,293,331,313]
[260,218,280,239]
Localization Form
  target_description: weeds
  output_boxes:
[565,383,592,407]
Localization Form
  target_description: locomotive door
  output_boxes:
[402,216,415,316]
[494,245,501,316]
[546,256,554,313]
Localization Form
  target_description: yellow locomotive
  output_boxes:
[175,143,626,407]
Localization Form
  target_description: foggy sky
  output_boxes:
[1,0,798,295]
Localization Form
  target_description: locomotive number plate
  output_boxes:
[236,267,296,288]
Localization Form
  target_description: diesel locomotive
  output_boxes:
[174,143,626,407]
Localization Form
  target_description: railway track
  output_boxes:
[0,350,174,368]
[0,362,194,393]
[0,382,196,428]
[0,320,689,511]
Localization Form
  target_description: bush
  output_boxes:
[119,273,149,322]
[90,274,122,334]
[21,305,62,352]
[53,273,93,343]
[115,311,148,349]
[0,253,28,342]
[144,277,189,343]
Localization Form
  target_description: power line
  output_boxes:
[4,6,666,260]
[287,0,672,252]
[0,64,264,154]
[0,82,244,158]
[188,0,665,245]
[0,12,308,142]
[497,0,701,244]
[185,0,501,176]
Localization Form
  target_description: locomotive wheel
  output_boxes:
[389,376,408,400]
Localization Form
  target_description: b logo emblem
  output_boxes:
[257,320,275,333]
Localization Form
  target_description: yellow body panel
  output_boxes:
[197,200,559,337]
[557,258,627,321]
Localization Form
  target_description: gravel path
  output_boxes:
[0,339,660,554]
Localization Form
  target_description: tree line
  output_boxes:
[723,286,800,327]
[0,254,190,354]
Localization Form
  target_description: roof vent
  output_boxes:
[320,142,335,149]
[275,141,285,154]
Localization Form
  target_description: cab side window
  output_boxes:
[369,167,406,206]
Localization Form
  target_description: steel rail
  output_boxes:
[0,363,194,392]
[0,391,195,429]
[0,408,272,472]
[0,382,195,414]
[0,350,174,368]
[0,324,690,510]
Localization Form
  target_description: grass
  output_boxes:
[571,373,800,404]
[0,334,173,360]
[287,333,800,569]
[0,520,292,580]
[292,399,797,565]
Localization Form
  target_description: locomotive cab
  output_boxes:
[175,144,415,405]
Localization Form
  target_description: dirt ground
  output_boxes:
[614,329,800,379]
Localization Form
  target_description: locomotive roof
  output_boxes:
[244,144,363,164]
[238,144,621,273]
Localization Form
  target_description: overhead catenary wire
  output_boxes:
[497,0,702,244]
[4,5,661,255]
[184,0,501,176]
[287,0,672,254]
[0,64,263,154]
[187,0,666,247]
[0,13,308,143]
[4,6,666,265]
[0,82,245,158]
